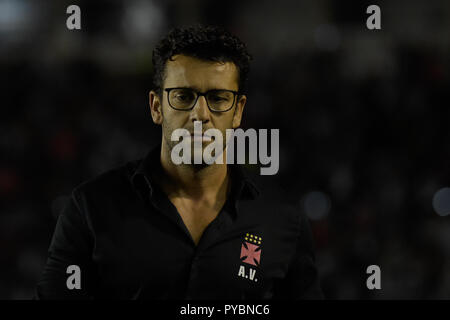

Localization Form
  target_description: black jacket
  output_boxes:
[36,145,324,299]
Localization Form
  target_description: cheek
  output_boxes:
[230,111,240,128]
[211,122,228,138]
[216,113,235,127]
[161,113,179,139]
[162,107,188,128]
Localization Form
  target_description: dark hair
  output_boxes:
[152,24,252,96]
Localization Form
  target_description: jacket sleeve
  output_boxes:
[273,210,325,299]
[35,192,96,299]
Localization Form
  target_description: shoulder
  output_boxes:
[71,158,142,203]
[241,165,296,206]
[239,166,304,229]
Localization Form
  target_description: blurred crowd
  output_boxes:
[1,0,449,299]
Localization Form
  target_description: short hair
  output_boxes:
[152,24,252,96]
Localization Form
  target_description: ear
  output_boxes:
[232,94,246,129]
[149,90,163,125]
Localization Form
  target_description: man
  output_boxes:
[36,25,323,299]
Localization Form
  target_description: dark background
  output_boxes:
[1,0,449,299]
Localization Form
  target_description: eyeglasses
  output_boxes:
[164,87,239,112]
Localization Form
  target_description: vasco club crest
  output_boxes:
[237,233,262,282]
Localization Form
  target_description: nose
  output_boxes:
[189,95,211,124]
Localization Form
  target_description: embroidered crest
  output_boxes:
[237,233,262,282]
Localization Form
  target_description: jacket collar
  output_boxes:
[131,144,260,203]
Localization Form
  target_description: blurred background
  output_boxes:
[1,0,449,299]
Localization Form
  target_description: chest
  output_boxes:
[90,198,299,299]
[170,199,222,245]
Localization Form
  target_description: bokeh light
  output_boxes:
[432,187,450,216]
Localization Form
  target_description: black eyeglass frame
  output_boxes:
[164,87,240,112]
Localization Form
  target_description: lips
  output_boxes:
[189,132,213,138]
[189,132,214,143]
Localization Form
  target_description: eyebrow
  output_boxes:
[171,86,237,92]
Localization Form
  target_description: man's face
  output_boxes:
[150,54,246,162]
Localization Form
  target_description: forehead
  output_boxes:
[163,54,239,91]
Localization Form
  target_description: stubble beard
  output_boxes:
[162,119,228,171]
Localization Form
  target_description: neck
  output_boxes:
[159,143,229,201]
